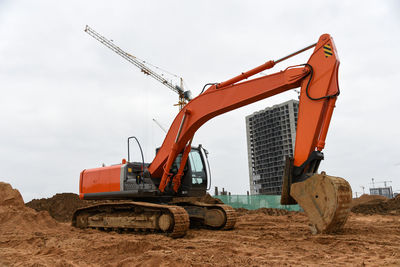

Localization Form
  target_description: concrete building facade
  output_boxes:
[246,99,299,195]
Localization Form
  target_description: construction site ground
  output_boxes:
[1,182,399,267]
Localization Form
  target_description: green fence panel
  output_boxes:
[214,195,302,211]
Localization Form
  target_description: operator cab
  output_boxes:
[159,145,210,197]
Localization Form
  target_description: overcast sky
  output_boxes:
[1,0,399,202]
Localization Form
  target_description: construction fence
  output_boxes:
[214,195,302,211]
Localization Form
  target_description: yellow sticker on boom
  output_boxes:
[323,44,333,58]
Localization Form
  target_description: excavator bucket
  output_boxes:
[290,172,352,234]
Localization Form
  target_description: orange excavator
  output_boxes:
[72,34,352,237]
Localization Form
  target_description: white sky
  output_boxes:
[1,0,399,201]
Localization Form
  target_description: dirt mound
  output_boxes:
[0,182,25,207]
[351,194,400,215]
[235,207,292,216]
[26,193,93,222]
[199,193,224,204]
[0,205,59,232]
[0,182,58,233]
[351,194,387,207]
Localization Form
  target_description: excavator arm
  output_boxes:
[148,34,352,233]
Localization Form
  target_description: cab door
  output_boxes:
[180,146,209,196]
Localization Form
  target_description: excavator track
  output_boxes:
[218,204,237,230]
[72,201,189,238]
[290,172,352,234]
[176,201,237,230]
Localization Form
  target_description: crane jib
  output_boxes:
[85,25,188,108]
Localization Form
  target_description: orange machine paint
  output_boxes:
[79,165,122,199]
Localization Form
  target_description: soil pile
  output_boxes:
[26,193,93,222]
[199,193,224,204]
[0,182,58,233]
[0,181,24,207]
[351,194,387,207]
[351,194,400,215]
[235,207,292,216]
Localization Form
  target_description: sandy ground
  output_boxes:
[1,182,399,266]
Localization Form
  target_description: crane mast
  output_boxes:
[85,25,191,110]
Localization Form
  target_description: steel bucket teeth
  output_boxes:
[290,172,352,234]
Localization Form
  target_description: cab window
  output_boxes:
[189,150,205,184]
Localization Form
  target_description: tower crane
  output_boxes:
[152,118,167,133]
[84,25,192,110]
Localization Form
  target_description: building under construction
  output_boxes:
[246,100,299,195]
